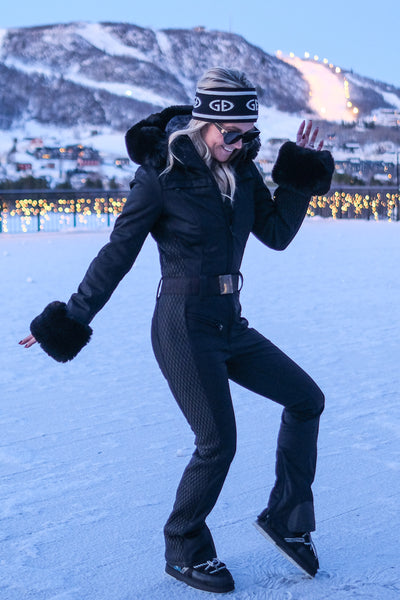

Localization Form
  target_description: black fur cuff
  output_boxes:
[30,301,92,363]
[272,141,335,195]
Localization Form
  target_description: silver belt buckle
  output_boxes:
[219,274,234,295]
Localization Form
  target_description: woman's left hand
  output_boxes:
[19,334,37,348]
[296,120,324,151]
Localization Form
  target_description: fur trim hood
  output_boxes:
[125,105,262,170]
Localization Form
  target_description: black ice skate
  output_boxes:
[165,557,235,593]
[254,513,319,577]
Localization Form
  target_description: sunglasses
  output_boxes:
[214,122,260,145]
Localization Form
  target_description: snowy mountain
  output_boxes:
[0,22,308,133]
[1,21,400,136]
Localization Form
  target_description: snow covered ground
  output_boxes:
[2,219,400,599]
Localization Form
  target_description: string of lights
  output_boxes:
[0,193,126,233]
[0,189,398,234]
[307,190,399,221]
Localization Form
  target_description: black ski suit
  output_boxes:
[40,107,334,567]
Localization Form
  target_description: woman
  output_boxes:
[20,67,334,594]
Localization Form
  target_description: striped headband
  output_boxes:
[192,87,259,122]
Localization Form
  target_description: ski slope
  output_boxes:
[282,56,354,123]
[2,218,400,599]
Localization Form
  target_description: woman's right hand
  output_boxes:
[19,334,37,348]
[296,120,324,151]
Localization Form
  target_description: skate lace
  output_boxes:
[284,533,318,558]
[193,558,226,573]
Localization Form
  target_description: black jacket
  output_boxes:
[30,106,334,362]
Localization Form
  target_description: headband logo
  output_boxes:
[246,99,259,111]
[209,99,234,112]
[193,96,202,108]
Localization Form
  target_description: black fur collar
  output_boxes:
[125,105,261,170]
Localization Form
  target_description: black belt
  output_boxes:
[157,273,243,297]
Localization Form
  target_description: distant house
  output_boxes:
[8,150,33,168]
[63,145,82,160]
[334,159,395,184]
[115,158,130,167]
[76,147,101,168]
[343,142,361,153]
[16,163,32,172]
[77,158,101,167]
[35,147,60,160]
[24,137,44,153]
[374,109,400,127]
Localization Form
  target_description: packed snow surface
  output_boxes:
[2,219,400,599]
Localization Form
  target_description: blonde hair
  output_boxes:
[163,67,255,202]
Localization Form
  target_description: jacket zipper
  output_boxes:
[206,173,234,274]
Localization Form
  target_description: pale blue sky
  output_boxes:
[2,0,399,87]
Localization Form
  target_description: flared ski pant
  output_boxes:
[151,291,324,567]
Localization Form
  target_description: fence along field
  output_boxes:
[0,187,399,233]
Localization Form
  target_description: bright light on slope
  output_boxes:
[281,54,355,122]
